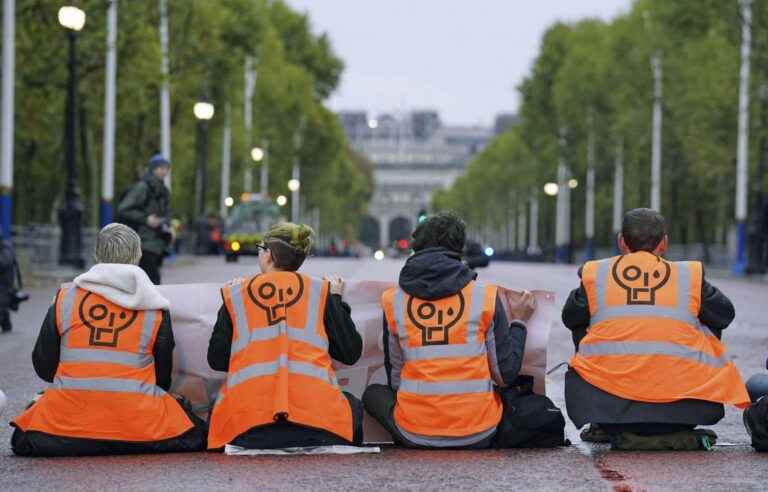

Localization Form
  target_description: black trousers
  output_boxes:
[139,250,164,285]
[0,308,10,332]
[599,423,696,436]
[229,391,364,449]
[11,397,207,457]
[362,384,496,449]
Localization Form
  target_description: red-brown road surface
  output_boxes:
[1,256,766,491]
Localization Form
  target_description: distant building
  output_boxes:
[494,113,519,135]
[339,109,512,249]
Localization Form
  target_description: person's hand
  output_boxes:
[325,273,345,297]
[147,214,162,228]
[498,288,537,322]
[225,277,246,287]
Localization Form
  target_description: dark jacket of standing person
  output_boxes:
[0,238,19,332]
[363,212,528,449]
[562,208,746,435]
[116,155,172,284]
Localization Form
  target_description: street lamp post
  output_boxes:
[58,6,86,269]
[555,128,571,263]
[585,109,596,260]
[734,0,752,273]
[290,121,304,223]
[193,98,213,252]
[613,138,625,254]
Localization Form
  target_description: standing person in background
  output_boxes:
[0,228,27,333]
[116,154,172,284]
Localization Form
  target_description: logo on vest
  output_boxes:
[78,292,138,347]
[247,273,305,325]
[612,256,671,305]
[407,292,465,345]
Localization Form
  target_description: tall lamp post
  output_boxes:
[58,6,86,269]
[290,121,304,223]
[734,0,752,273]
[193,97,214,252]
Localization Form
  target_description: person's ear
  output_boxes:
[617,233,630,255]
[654,235,669,256]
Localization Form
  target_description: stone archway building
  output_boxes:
[339,110,497,248]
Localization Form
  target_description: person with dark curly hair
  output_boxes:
[363,212,531,448]
[206,222,364,450]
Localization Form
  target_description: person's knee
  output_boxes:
[362,383,389,409]
[746,373,768,401]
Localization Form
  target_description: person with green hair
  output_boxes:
[207,223,364,450]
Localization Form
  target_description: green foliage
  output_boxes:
[12,0,370,238]
[437,0,766,251]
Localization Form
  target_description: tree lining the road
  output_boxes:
[12,0,372,239]
[436,0,768,254]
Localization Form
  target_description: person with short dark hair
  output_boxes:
[363,211,530,448]
[206,223,364,450]
[115,154,172,284]
[562,208,749,450]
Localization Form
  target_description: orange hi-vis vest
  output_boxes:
[207,272,352,449]
[382,281,503,437]
[13,286,193,441]
[570,252,749,407]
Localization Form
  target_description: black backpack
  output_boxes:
[744,396,768,452]
[493,376,569,448]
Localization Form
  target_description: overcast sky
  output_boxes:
[285,0,632,125]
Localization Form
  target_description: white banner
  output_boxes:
[158,282,554,443]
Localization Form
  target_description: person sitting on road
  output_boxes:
[562,208,750,450]
[10,223,207,457]
[206,222,364,450]
[363,212,533,449]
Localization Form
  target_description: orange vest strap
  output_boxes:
[53,376,165,397]
[57,285,78,336]
[399,379,494,395]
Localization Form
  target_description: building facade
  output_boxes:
[339,110,494,249]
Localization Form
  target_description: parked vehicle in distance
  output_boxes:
[223,194,284,263]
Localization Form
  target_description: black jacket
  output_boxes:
[562,263,735,348]
[32,290,175,391]
[207,292,362,371]
[383,247,527,389]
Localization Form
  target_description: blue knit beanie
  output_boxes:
[148,153,170,170]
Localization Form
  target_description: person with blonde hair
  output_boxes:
[207,222,363,450]
[11,223,206,456]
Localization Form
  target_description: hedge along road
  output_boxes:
[0,256,765,491]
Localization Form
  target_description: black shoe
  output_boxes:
[580,424,611,443]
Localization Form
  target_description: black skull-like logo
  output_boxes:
[612,255,671,305]
[407,292,465,346]
[79,292,138,347]
[247,273,305,325]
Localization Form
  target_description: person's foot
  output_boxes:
[580,424,611,443]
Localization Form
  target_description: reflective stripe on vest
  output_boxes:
[53,376,163,397]
[399,378,494,395]
[225,354,338,391]
[391,282,487,362]
[590,259,714,338]
[578,341,726,368]
[229,277,327,356]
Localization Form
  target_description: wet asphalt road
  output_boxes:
[0,256,766,491]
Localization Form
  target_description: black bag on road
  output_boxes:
[493,375,568,448]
